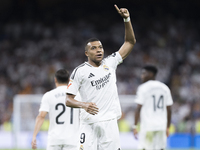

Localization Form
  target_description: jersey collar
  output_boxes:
[85,62,102,68]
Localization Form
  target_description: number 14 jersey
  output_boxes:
[135,80,173,131]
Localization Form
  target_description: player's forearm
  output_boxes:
[124,20,136,45]
[66,94,98,115]
[134,104,142,125]
[66,95,85,108]
[134,109,140,125]
[32,115,45,138]
[119,20,136,60]
[167,106,172,128]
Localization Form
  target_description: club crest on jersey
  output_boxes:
[80,145,84,150]
[103,65,109,71]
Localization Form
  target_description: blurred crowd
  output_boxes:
[0,1,200,134]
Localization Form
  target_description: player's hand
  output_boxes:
[133,128,138,139]
[31,137,37,149]
[83,102,99,115]
[114,4,130,19]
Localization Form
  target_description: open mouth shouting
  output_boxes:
[96,54,103,58]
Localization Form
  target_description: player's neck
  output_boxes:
[143,78,155,83]
[56,83,67,88]
[88,60,102,67]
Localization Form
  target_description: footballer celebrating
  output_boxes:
[65,4,136,150]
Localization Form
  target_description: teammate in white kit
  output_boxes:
[32,69,82,150]
[133,65,173,150]
[65,5,136,150]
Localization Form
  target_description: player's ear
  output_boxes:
[85,50,88,57]
[54,77,57,84]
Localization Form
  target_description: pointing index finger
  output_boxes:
[114,4,120,13]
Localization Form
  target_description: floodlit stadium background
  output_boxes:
[0,0,200,149]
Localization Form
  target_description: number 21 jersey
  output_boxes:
[39,86,80,146]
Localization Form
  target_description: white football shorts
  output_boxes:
[138,130,167,150]
[79,118,121,150]
[47,144,78,150]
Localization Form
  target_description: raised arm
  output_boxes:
[66,93,99,115]
[114,5,136,60]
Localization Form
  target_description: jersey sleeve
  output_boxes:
[39,92,50,112]
[66,68,82,96]
[166,87,173,106]
[134,85,145,105]
[74,92,82,102]
[104,52,123,69]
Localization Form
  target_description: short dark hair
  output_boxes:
[55,69,69,84]
[85,38,100,51]
[143,65,158,76]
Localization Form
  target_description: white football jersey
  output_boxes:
[135,80,173,131]
[67,52,123,124]
[39,86,80,146]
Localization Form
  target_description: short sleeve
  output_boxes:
[134,86,144,105]
[66,68,81,95]
[104,52,123,69]
[166,88,173,106]
[39,92,50,112]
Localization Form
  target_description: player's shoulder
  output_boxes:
[144,80,170,90]
[71,62,91,79]
[139,80,161,89]
[154,80,169,89]
[43,88,56,97]
[41,89,53,101]
[74,62,90,70]
[137,82,146,92]
[103,52,119,61]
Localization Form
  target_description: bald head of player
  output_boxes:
[54,69,70,87]
[85,38,104,67]
[141,65,158,83]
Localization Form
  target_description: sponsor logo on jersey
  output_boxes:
[80,145,84,150]
[91,73,111,90]
[88,73,95,78]
[103,65,109,71]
